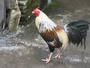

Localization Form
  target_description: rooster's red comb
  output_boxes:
[32,8,40,16]
[33,8,40,12]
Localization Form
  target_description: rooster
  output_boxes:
[32,8,89,63]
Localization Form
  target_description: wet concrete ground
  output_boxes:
[0,0,90,68]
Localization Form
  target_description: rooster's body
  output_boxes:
[32,8,89,63]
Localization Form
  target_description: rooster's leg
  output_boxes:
[53,49,62,59]
[41,52,53,63]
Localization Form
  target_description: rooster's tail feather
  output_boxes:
[65,20,89,49]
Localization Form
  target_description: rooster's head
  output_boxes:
[32,8,40,16]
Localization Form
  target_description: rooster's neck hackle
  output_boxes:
[35,11,57,33]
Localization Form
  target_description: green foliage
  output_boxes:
[46,0,58,8]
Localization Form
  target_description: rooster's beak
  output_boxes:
[32,11,34,14]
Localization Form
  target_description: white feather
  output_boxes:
[35,11,57,33]
[64,24,68,32]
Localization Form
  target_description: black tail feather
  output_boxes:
[66,20,89,49]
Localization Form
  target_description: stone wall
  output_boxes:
[0,0,47,29]
[19,0,41,25]
[0,0,5,29]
